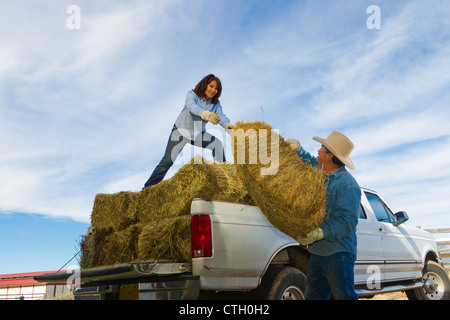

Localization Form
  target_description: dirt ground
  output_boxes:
[362,291,408,300]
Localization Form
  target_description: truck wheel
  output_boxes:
[256,266,306,300]
[406,261,450,300]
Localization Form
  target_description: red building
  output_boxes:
[0,270,69,300]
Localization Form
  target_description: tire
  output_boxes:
[406,261,450,300]
[254,266,306,300]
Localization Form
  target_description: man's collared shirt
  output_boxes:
[297,147,361,256]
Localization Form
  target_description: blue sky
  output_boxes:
[1,0,450,274]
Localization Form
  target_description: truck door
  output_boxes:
[355,201,385,287]
[364,192,421,282]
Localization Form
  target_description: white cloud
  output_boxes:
[350,110,450,157]
[355,136,450,185]
[307,1,450,129]
[0,1,186,221]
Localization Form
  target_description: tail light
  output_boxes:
[191,215,212,258]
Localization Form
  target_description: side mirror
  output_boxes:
[393,211,409,226]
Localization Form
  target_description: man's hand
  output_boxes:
[297,228,324,246]
[286,138,301,152]
[201,111,220,125]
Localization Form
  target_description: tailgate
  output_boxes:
[34,262,191,285]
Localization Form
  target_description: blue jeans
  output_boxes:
[305,252,358,300]
[143,125,226,188]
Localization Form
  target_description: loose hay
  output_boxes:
[80,121,327,268]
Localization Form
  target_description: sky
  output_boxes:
[1,0,450,274]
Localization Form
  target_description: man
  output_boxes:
[287,131,361,300]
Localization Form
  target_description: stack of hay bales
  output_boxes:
[80,121,327,269]
[80,160,251,268]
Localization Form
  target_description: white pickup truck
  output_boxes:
[36,187,449,300]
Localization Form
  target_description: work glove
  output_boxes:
[225,123,235,133]
[286,138,301,152]
[297,228,323,246]
[201,111,220,125]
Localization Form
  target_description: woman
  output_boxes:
[143,74,234,189]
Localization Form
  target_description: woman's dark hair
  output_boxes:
[193,74,222,105]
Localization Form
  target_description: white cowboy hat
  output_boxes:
[313,131,355,170]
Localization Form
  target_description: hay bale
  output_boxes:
[231,121,327,238]
[91,191,141,231]
[79,224,142,268]
[79,227,112,269]
[137,216,191,262]
[80,217,191,268]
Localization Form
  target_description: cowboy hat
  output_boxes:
[313,131,355,170]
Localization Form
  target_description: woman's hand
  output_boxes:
[201,111,220,124]
[224,123,235,134]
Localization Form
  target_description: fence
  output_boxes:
[423,228,450,272]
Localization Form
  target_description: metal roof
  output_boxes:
[0,270,64,287]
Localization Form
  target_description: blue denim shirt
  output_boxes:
[297,147,361,257]
[174,90,231,139]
